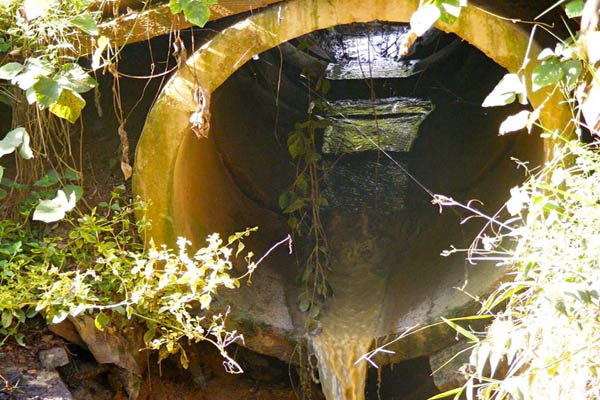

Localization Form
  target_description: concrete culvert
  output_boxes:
[133,1,570,399]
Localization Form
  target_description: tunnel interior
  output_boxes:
[169,21,543,369]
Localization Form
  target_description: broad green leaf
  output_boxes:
[287,133,305,159]
[12,309,25,323]
[435,0,466,24]
[0,166,3,182]
[51,309,69,324]
[410,4,441,36]
[33,76,61,109]
[169,0,186,14]
[565,0,584,18]
[63,184,83,201]
[49,89,86,123]
[64,167,81,181]
[55,63,97,93]
[143,327,156,343]
[278,191,290,210]
[94,311,110,331]
[33,189,77,223]
[0,127,26,158]
[70,13,99,35]
[532,58,564,92]
[183,0,211,27]
[482,73,527,107]
[1,310,12,328]
[0,38,9,53]
[180,348,189,369]
[12,58,53,90]
[0,62,23,80]
[284,198,305,214]
[34,170,60,187]
[499,110,531,135]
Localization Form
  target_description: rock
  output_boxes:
[0,368,74,400]
[429,340,471,392]
[69,315,147,375]
[49,320,86,348]
[39,347,70,370]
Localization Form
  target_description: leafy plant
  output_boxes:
[0,192,265,371]
[280,68,332,324]
[169,0,216,27]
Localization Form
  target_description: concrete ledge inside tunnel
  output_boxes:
[170,21,544,357]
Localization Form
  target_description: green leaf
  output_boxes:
[143,327,155,343]
[565,0,584,18]
[169,0,185,14]
[63,184,83,201]
[92,36,110,70]
[34,170,60,187]
[278,191,290,210]
[33,76,61,109]
[299,299,310,312]
[64,167,81,182]
[32,189,77,223]
[532,58,564,92]
[0,127,26,158]
[199,293,211,309]
[51,309,69,324]
[1,310,12,328]
[0,94,11,106]
[0,62,24,80]
[183,1,211,27]
[287,133,305,159]
[50,89,86,123]
[12,309,25,323]
[0,166,3,182]
[55,63,98,94]
[482,73,527,107]
[94,311,110,331]
[70,13,99,35]
[236,241,245,257]
[295,174,308,193]
[12,58,53,90]
[498,110,531,135]
[284,198,305,214]
[18,129,33,160]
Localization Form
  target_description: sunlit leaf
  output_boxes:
[92,36,109,70]
[23,0,53,20]
[482,73,527,107]
[94,311,110,331]
[441,316,479,343]
[63,184,83,201]
[33,189,77,223]
[532,58,564,92]
[0,127,26,158]
[49,89,86,123]
[55,63,97,93]
[51,309,69,324]
[562,59,582,88]
[565,0,584,18]
[499,110,531,135]
[410,4,441,36]
[183,0,211,27]
[19,129,33,159]
[33,76,61,109]
[1,310,12,328]
[0,62,24,80]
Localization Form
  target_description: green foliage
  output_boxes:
[0,192,258,370]
[280,68,331,322]
[169,0,216,27]
[432,6,600,399]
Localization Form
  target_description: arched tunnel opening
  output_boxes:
[168,22,542,398]
[133,2,569,398]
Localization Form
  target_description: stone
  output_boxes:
[429,340,471,392]
[0,368,74,400]
[49,320,86,348]
[39,347,70,370]
[69,315,147,375]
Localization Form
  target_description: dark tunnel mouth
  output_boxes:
[132,1,570,367]
[201,21,544,350]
